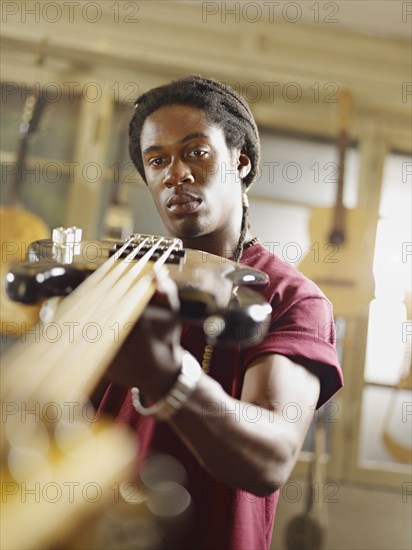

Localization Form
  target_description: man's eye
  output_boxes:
[188,149,207,158]
[149,157,164,166]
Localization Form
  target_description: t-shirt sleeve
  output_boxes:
[243,293,343,409]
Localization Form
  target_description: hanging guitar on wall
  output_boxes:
[284,420,328,550]
[103,109,134,240]
[0,41,50,337]
[298,89,375,317]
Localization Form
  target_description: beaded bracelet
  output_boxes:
[131,351,202,421]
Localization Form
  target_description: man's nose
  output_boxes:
[163,158,195,187]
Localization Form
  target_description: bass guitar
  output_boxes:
[1,228,271,549]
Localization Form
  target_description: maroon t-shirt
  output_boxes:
[100,242,343,550]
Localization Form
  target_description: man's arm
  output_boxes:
[168,353,320,496]
[105,277,321,496]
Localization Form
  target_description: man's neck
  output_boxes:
[181,230,254,259]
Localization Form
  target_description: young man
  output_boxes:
[101,75,343,550]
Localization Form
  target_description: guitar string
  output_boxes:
[45,238,174,399]
[2,239,186,471]
[1,238,145,400]
[51,239,181,400]
[5,237,258,404]
[199,237,258,374]
[2,238,172,403]
[1,236,136,371]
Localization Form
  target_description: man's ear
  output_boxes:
[237,150,252,180]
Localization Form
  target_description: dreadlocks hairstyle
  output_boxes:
[129,75,260,261]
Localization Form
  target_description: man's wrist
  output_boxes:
[131,351,202,421]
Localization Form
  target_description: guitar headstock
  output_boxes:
[19,93,48,139]
[337,88,353,132]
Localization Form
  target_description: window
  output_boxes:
[0,82,81,229]
[251,129,361,458]
[250,129,360,268]
[97,101,163,239]
[360,153,411,470]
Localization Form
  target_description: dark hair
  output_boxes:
[129,75,260,261]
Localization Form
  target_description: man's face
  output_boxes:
[140,104,247,242]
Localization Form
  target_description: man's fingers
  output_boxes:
[153,269,180,312]
[141,304,179,324]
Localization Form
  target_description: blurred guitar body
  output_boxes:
[1,207,49,336]
[299,206,374,317]
[0,90,50,337]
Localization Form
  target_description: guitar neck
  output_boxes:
[332,129,348,227]
[329,90,352,245]
[3,234,271,403]
[11,94,47,204]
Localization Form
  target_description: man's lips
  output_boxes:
[166,193,203,215]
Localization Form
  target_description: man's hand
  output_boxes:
[106,271,183,401]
